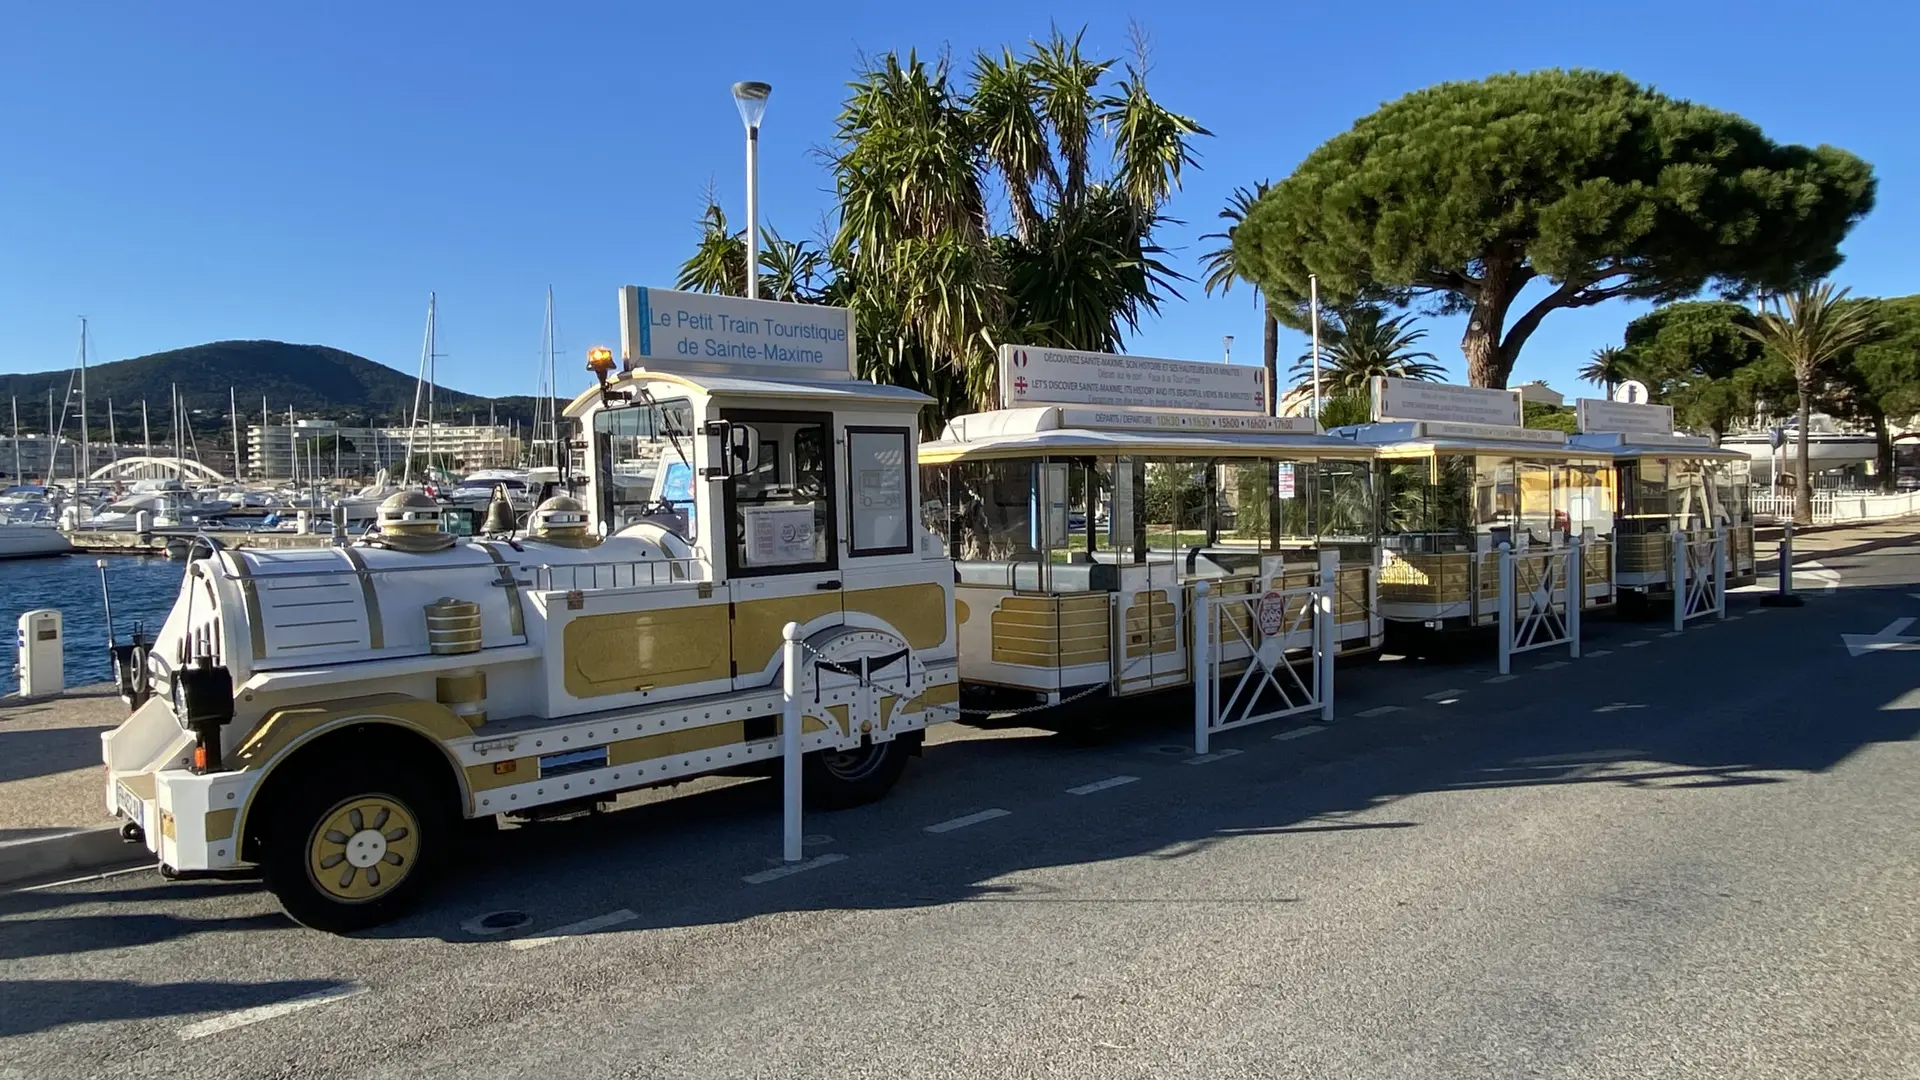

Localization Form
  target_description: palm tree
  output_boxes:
[1289,306,1444,394]
[1741,283,1887,524]
[1579,346,1633,397]
[1201,182,1278,415]
[678,201,830,303]
[822,31,1207,420]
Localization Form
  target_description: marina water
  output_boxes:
[2,554,184,695]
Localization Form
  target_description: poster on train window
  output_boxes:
[1276,463,1297,500]
[744,505,817,565]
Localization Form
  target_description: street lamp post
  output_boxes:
[1309,274,1322,418]
[731,81,772,301]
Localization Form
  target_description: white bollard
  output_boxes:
[1713,525,1728,619]
[1192,581,1211,755]
[1318,549,1338,723]
[1671,526,1687,632]
[15,609,64,698]
[1763,522,1803,607]
[1497,542,1514,675]
[1568,535,1582,659]
[780,621,803,863]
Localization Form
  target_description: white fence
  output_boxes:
[1752,489,1920,525]
[1496,539,1582,675]
[1192,552,1336,755]
[1674,527,1727,629]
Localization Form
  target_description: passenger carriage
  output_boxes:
[1334,378,1617,639]
[918,345,1385,713]
[1569,398,1757,596]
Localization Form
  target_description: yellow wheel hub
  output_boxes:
[307,795,418,902]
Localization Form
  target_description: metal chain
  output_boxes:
[788,634,1153,719]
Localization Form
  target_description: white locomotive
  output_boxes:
[104,288,958,930]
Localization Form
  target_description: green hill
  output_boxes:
[0,340,545,438]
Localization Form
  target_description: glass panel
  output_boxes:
[1516,461,1553,544]
[1274,459,1312,542]
[1144,459,1207,559]
[918,463,952,548]
[593,397,697,537]
[1474,455,1516,544]
[1621,457,1670,533]
[847,429,911,555]
[731,418,832,571]
[1317,459,1374,544]
[1215,460,1274,552]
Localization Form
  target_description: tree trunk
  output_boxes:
[1795,389,1813,526]
[1873,411,1895,493]
[1462,316,1503,389]
[1262,312,1279,417]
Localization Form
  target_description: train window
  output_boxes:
[846,427,913,556]
[722,410,835,576]
[593,397,698,539]
[1316,460,1375,544]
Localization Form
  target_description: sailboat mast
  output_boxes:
[10,397,19,483]
[403,293,435,487]
[107,398,117,473]
[142,400,151,473]
[77,317,90,483]
[230,386,242,481]
[427,292,437,482]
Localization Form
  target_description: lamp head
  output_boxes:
[731,81,772,130]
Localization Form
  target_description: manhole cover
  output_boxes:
[462,910,532,935]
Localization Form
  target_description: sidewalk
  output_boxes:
[0,683,145,887]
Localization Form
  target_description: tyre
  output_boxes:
[804,734,916,810]
[260,762,448,933]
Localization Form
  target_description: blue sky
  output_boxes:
[1,1,1913,403]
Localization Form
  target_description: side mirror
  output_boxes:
[728,424,760,475]
[700,422,760,479]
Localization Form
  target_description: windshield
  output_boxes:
[594,396,697,537]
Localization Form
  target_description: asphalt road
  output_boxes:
[4,535,1919,1080]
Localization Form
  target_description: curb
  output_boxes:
[0,825,147,890]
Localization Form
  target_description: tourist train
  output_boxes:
[101,287,1752,931]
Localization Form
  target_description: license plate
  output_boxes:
[116,782,145,831]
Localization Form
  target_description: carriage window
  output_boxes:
[846,428,912,556]
[1215,460,1274,551]
[593,396,697,538]
[1144,459,1208,556]
[1317,459,1374,544]
[725,412,834,575]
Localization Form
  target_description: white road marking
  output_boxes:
[1067,775,1139,795]
[1659,631,1682,638]
[1184,748,1245,765]
[1536,660,1568,670]
[742,852,848,884]
[177,983,367,1041]
[1840,618,1920,658]
[1483,674,1519,684]
[1354,706,1403,718]
[1622,640,1651,648]
[508,908,639,950]
[925,808,1011,833]
[1273,725,1328,739]
[1424,688,1465,701]
[1585,649,1613,657]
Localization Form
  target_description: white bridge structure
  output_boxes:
[87,457,230,485]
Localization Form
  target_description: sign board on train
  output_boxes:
[999,345,1266,414]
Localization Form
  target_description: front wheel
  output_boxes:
[804,734,916,810]
[260,764,447,933]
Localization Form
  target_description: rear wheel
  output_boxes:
[804,735,915,810]
[261,763,448,933]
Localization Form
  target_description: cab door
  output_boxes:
[720,409,846,689]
